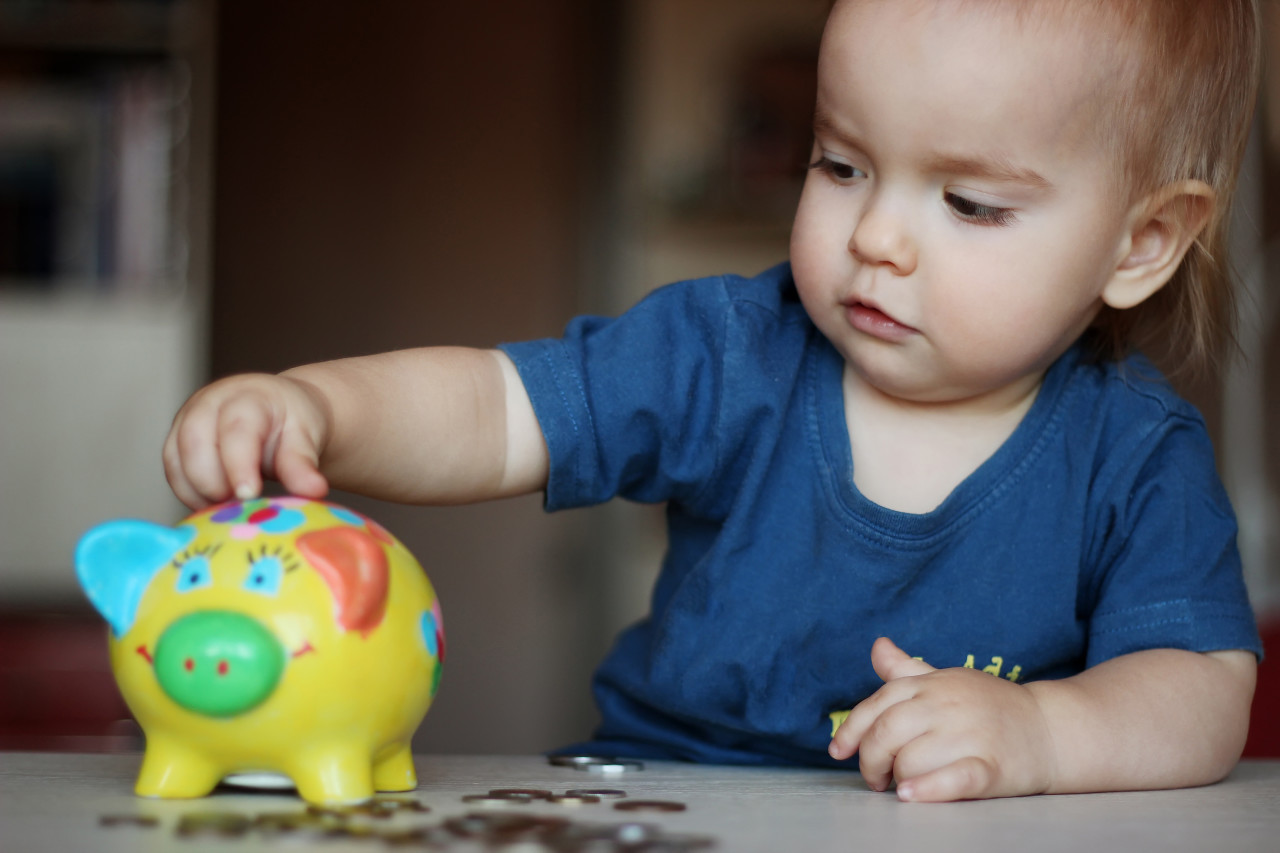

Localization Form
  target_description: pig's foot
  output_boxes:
[372,743,417,792]
[134,739,222,798]
[289,746,374,804]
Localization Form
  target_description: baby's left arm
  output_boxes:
[828,637,1256,802]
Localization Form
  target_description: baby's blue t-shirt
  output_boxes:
[498,262,1262,767]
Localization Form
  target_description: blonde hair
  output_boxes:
[1084,0,1261,376]
[827,0,1261,374]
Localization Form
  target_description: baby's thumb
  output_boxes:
[870,636,935,682]
[273,436,329,499]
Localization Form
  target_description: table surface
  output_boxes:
[2,752,1279,852]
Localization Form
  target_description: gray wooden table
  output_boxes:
[2,752,1278,852]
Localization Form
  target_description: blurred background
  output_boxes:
[0,0,1278,759]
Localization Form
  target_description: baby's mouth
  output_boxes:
[845,300,917,341]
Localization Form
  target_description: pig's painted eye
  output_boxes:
[174,555,213,593]
[244,555,284,597]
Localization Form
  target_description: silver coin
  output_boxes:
[581,759,645,773]
[565,788,628,798]
[548,754,619,768]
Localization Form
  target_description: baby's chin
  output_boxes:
[844,355,1045,413]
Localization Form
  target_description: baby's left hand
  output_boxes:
[829,637,1056,802]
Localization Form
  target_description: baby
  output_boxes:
[164,0,1262,801]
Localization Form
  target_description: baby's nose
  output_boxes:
[849,193,916,275]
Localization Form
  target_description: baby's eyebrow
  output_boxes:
[812,104,860,149]
[925,153,1052,190]
[813,103,1053,191]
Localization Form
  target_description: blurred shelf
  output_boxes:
[0,1,186,55]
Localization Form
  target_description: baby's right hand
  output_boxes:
[163,373,332,509]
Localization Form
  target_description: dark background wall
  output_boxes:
[211,0,621,754]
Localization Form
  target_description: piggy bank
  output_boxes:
[74,497,444,804]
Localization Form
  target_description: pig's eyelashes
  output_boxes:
[173,554,213,593]
[171,543,223,593]
[243,555,285,597]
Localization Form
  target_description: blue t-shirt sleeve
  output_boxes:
[1086,412,1262,664]
[497,278,732,511]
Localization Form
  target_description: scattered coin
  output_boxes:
[545,794,601,805]
[323,822,382,839]
[378,826,452,847]
[372,796,431,813]
[462,794,530,806]
[614,799,688,813]
[443,813,495,838]
[175,812,252,838]
[444,811,569,842]
[308,801,398,819]
[613,821,663,844]
[251,811,316,835]
[98,814,160,828]
[490,787,553,799]
[547,819,659,847]
[582,759,645,773]
[548,754,619,768]
[565,788,628,798]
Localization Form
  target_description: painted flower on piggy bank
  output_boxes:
[75,497,444,804]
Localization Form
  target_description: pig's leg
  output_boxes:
[134,736,223,798]
[288,745,374,804]
[372,742,417,792]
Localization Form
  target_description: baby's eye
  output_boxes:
[945,192,1015,226]
[808,156,865,183]
[244,555,285,597]
[174,554,213,593]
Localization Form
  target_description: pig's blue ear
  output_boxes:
[75,520,197,637]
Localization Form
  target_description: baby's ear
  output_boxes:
[1102,180,1214,310]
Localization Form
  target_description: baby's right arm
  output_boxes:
[162,347,548,510]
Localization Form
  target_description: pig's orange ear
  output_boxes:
[296,527,389,635]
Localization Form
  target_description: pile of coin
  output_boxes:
[100,787,714,850]
[441,809,714,851]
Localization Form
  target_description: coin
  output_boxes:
[461,794,529,806]
[445,811,569,842]
[545,794,601,805]
[175,812,252,837]
[372,796,431,813]
[490,788,554,799]
[548,754,618,768]
[251,811,314,834]
[614,799,687,812]
[582,759,645,773]
[379,826,452,847]
[98,815,160,828]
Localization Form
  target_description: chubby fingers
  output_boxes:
[164,401,229,509]
[896,756,998,803]
[870,636,935,681]
[839,688,934,792]
[214,392,277,501]
[270,421,329,500]
[828,638,935,774]
[162,376,329,509]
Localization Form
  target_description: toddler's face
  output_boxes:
[791,0,1136,405]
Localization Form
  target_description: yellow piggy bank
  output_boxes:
[74,497,444,804]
